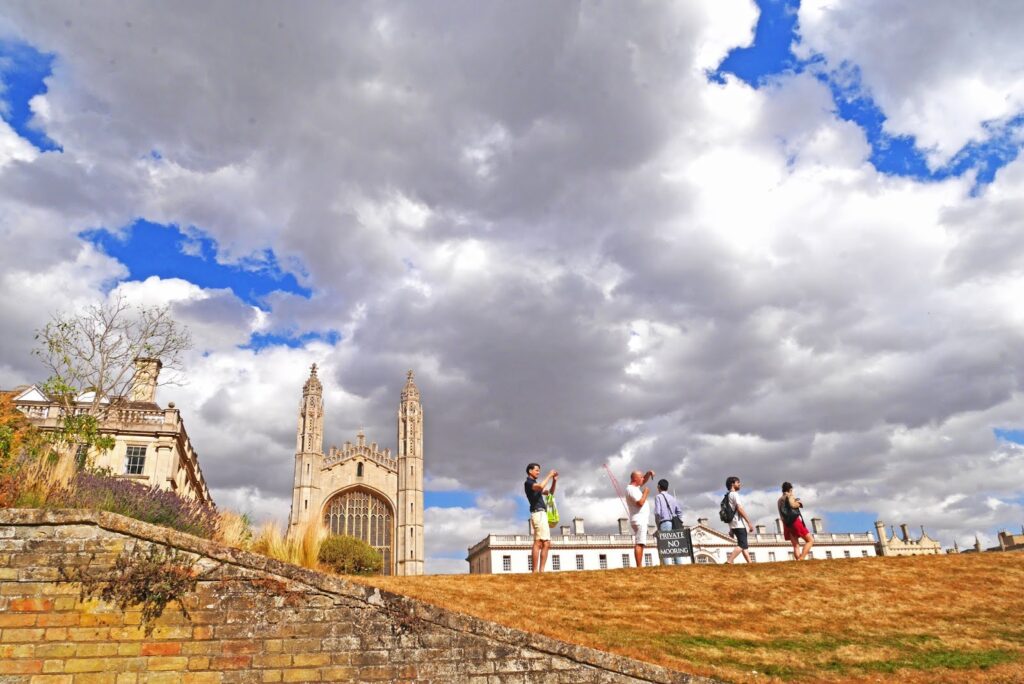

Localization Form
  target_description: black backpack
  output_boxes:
[718,492,736,523]
[779,497,800,525]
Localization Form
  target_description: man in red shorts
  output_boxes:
[778,481,814,560]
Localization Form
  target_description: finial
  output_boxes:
[407,369,414,380]
[311,363,318,375]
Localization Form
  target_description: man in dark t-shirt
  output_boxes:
[524,463,557,573]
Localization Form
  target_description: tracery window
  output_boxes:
[323,489,393,574]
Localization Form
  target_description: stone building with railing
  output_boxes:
[467,515,878,573]
[4,359,213,505]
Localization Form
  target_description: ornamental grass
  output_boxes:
[358,552,1024,683]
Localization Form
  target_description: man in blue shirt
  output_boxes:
[654,479,684,565]
[525,463,557,573]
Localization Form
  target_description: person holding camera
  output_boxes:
[778,481,814,561]
[654,479,685,565]
[525,463,558,573]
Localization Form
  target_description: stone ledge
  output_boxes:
[0,509,715,683]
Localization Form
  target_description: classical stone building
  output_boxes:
[4,358,213,505]
[288,365,424,576]
[874,521,943,556]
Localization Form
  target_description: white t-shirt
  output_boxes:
[727,490,745,529]
[625,483,649,525]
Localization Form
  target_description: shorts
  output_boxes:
[730,527,749,550]
[630,520,647,546]
[784,516,810,541]
[530,511,551,542]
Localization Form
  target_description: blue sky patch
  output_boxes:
[823,510,878,536]
[82,220,311,307]
[994,428,1024,446]
[711,0,1024,190]
[424,490,479,509]
[243,330,340,351]
[0,39,61,151]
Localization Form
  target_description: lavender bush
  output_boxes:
[53,472,218,539]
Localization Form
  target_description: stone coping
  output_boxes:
[0,509,714,684]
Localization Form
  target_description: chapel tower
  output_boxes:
[395,370,425,575]
[290,364,324,530]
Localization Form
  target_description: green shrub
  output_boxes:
[317,534,383,575]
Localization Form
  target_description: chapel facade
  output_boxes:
[288,365,424,576]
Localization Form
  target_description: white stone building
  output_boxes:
[467,516,877,573]
[288,365,424,576]
[6,359,213,505]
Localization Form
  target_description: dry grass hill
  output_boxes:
[358,552,1024,683]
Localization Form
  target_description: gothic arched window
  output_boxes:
[356,462,364,477]
[323,489,393,574]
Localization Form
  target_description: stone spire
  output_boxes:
[290,363,324,530]
[396,369,424,575]
[401,369,419,402]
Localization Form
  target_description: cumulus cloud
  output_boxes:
[1,1,1022,572]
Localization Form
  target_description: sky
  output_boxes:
[2,1,1023,573]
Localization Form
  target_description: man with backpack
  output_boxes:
[778,481,814,560]
[721,475,754,564]
[654,479,685,565]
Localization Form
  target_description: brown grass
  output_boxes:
[250,517,326,569]
[357,553,1024,683]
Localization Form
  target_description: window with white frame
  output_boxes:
[769,552,776,561]
[621,553,630,568]
[788,551,795,560]
[552,555,560,571]
[749,552,757,562]
[125,445,146,475]
[599,554,607,570]
[844,550,851,558]
[644,553,652,567]
[575,554,584,570]
[861,550,869,557]
[527,556,534,571]
[825,550,833,559]
[502,555,511,572]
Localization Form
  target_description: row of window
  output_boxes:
[506,552,654,572]
[74,444,148,475]
[501,548,870,571]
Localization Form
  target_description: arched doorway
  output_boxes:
[323,488,394,574]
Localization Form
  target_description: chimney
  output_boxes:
[900,523,910,542]
[755,524,766,535]
[618,518,630,535]
[697,517,709,527]
[811,517,823,534]
[775,518,784,534]
[129,358,162,403]
[561,526,571,537]
[572,517,585,535]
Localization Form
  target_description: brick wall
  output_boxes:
[0,510,710,683]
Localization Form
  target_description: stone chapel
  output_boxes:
[288,365,424,575]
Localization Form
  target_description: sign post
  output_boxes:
[656,528,695,564]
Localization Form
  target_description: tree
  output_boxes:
[33,296,192,456]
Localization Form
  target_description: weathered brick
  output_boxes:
[293,652,330,668]
[220,640,259,655]
[251,654,292,668]
[281,669,321,682]
[183,674,222,684]
[187,656,210,670]
[43,660,65,673]
[145,656,189,671]
[62,658,110,673]
[140,643,182,657]
[73,671,119,684]
[210,655,251,670]
[0,658,44,674]
[36,643,77,658]
[260,671,282,683]
[8,597,54,612]
[29,675,73,684]
[37,613,80,627]
[0,611,38,627]
[0,642,36,657]
[3,627,46,642]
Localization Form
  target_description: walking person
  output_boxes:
[778,482,814,560]
[524,463,557,573]
[654,479,685,566]
[625,470,655,567]
[723,476,754,564]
